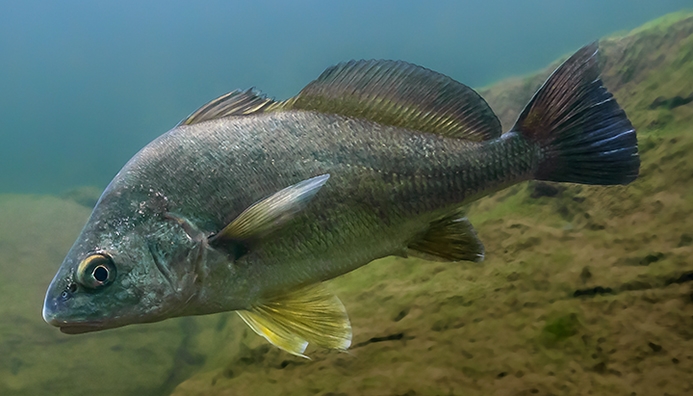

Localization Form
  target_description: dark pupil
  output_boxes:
[93,265,109,282]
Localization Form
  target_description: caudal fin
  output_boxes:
[512,43,639,185]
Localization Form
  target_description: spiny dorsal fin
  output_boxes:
[237,284,352,358]
[208,174,330,258]
[282,60,502,141]
[178,89,279,126]
[407,214,484,262]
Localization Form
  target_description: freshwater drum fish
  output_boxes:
[43,44,639,357]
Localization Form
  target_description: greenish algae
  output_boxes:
[624,10,693,36]
[541,313,581,343]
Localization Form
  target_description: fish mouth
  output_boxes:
[57,323,106,334]
[44,306,107,334]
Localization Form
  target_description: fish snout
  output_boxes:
[42,294,105,334]
[42,295,62,327]
[42,285,70,327]
[42,280,79,328]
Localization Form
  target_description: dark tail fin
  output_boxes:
[512,42,639,185]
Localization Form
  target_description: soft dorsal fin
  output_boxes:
[282,60,502,141]
[178,89,279,126]
[237,284,352,358]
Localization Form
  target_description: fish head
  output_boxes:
[42,188,200,334]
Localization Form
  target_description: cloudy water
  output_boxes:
[1,1,692,395]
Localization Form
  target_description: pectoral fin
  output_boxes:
[237,284,352,358]
[407,214,485,262]
[209,174,330,257]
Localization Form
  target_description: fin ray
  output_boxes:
[512,43,639,185]
[282,60,502,141]
[408,214,484,262]
[237,284,352,358]
[178,89,279,126]
[209,174,330,255]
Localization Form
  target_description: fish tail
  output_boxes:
[512,42,639,185]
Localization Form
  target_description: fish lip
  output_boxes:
[43,303,104,333]
[54,322,105,335]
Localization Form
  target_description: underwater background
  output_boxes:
[1,1,693,395]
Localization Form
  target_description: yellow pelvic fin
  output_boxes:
[237,283,352,358]
[407,214,485,262]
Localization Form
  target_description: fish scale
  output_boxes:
[133,112,535,295]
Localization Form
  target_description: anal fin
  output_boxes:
[237,284,352,358]
[407,214,484,262]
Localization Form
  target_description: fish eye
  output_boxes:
[76,253,116,289]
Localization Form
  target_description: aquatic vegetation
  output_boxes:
[541,313,581,343]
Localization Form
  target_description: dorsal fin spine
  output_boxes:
[178,89,279,126]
